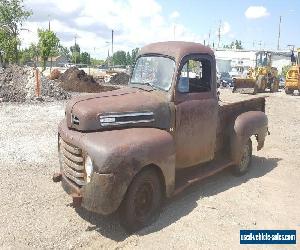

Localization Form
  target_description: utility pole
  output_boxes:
[111,30,114,70]
[217,20,221,48]
[48,15,51,31]
[74,34,78,65]
[258,41,262,50]
[107,49,110,68]
[208,29,211,47]
[277,16,282,51]
[173,24,176,40]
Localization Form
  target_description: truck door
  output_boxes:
[174,55,218,169]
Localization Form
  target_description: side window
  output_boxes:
[178,58,211,93]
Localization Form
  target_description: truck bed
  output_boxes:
[219,89,268,106]
[216,90,267,153]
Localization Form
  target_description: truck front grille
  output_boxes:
[59,138,86,186]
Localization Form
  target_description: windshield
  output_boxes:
[130,56,175,91]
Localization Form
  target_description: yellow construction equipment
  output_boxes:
[232,51,279,94]
[285,48,300,94]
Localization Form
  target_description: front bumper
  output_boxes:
[61,171,117,215]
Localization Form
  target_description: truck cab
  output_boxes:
[55,42,268,232]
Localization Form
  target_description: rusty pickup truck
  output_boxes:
[54,41,269,232]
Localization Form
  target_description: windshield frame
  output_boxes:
[129,54,176,92]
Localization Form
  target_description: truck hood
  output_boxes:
[65,87,172,131]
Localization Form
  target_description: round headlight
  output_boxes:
[85,155,94,183]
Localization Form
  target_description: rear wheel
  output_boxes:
[270,79,279,92]
[252,85,258,95]
[285,88,293,95]
[256,75,266,92]
[119,168,163,233]
[232,139,252,176]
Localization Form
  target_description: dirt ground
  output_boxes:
[0,89,299,249]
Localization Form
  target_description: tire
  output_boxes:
[270,79,279,92]
[256,75,266,92]
[252,85,258,95]
[232,139,252,176]
[285,88,293,95]
[119,168,163,233]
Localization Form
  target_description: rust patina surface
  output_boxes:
[56,41,269,215]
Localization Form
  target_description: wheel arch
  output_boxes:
[230,111,268,164]
[140,164,167,197]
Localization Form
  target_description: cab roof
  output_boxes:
[139,41,214,63]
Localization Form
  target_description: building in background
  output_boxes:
[36,55,69,68]
[215,49,291,75]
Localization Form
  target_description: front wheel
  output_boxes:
[270,80,279,92]
[285,88,293,95]
[119,168,163,233]
[232,139,252,176]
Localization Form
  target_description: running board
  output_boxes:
[173,157,234,196]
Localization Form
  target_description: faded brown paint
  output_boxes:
[175,93,218,168]
[139,41,214,65]
[56,41,269,216]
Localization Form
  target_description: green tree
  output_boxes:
[126,51,131,65]
[112,50,127,65]
[0,29,12,65]
[28,43,38,65]
[131,48,139,65]
[223,40,243,49]
[0,0,31,63]
[70,43,80,64]
[235,40,243,49]
[58,45,70,61]
[80,52,90,65]
[19,48,30,65]
[37,29,59,70]
[91,58,105,66]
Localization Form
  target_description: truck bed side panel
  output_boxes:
[215,97,265,153]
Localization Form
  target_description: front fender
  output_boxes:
[231,111,268,163]
[83,128,176,202]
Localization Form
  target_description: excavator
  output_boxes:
[232,51,279,94]
[285,48,300,94]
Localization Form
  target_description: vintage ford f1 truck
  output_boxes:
[54,41,269,232]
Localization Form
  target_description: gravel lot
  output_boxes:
[0,89,299,249]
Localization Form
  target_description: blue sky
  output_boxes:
[21,0,300,58]
[159,0,299,49]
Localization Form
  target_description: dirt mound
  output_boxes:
[59,67,117,92]
[109,72,130,85]
[0,65,70,102]
[49,69,61,80]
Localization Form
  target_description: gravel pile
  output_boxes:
[41,77,71,101]
[59,67,117,92]
[109,72,130,85]
[0,65,70,102]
